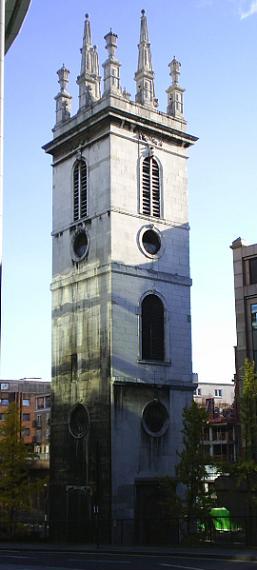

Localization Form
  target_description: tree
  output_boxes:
[214,360,257,545]
[176,400,212,517]
[0,402,36,534]
[240,358,257,461]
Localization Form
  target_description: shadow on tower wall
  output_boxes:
[49,223,192,544]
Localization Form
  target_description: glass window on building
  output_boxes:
[22,413,30,421]
[45,395,51,408]
[249,257,257,284]
[21,427,30,437]
[251,304,257,368]
[37,397,44,409]
[22,398,30,407]
[0,399,9,406]
[203,427,209,440]
[215,389,222,397]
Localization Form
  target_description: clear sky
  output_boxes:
[1,0,257,382]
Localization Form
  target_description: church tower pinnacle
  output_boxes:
[135,9,158,108]
[166,56,185,118]
[77,14,101,109]
[102,29,122,96]
[54,64,72,126]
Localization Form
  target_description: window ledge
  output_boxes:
[138,359,171,367]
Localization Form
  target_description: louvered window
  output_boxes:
[73,160,88,221]
[141,157,160,218]
[141,294,164,361]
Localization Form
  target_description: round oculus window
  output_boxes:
[138,226,163,259]
[72,230,88,260]
[69,404,89,439]
[142,229,161,256]
[142,400,169,437]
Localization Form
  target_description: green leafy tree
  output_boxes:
[215,361,257,545]
[0,403,37,534]
[158,476,183,518]
[240,358,257,461]
[223,360,257,490]
[236,360,257,542]
[176,400,212,517]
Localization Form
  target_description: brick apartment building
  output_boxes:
[193,377,238,463]
[0,379,50,466]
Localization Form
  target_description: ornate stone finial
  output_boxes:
[104,30,118,59]
[55,65,72,125]
[166,56,185,119]
[122,87,131,101]
[102,30,122,96]
[134,10,158,109]
[170,56,181,86]
[77,13,101,109]
[57,64,70,93]
[84,13,91,46]
[139,8,149,44]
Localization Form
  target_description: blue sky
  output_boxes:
[2,0,257,382]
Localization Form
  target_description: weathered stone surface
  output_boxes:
[44,13,197,544]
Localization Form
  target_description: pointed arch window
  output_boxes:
[141,294,164,361]
[73,159,88,221]
[141,156,160,218]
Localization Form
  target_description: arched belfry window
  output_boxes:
[73,159,88,221]
[141,156,160,218]
[141,294,164,361]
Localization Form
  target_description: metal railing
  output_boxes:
[0,513,256,546]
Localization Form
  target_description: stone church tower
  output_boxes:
[44,11,197,543]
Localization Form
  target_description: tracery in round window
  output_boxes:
[69,404,89,439]
[142,400,169,437]
[142,229,161,255]
[72,229,89,261]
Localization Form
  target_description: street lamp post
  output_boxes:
[0,0,4,350]
[0,0,31,353]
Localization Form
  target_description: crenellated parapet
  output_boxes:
[53,11,186,128]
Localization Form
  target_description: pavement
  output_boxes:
[0,542,257,561]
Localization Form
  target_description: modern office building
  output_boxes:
[231,237,257,379]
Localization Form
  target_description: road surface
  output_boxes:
[0,550,256,570]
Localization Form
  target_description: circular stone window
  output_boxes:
[142,400,169,437]
[142,229,161,255]
[72,229,89,261]
[69,404,89,439]
[137,225,163,259]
